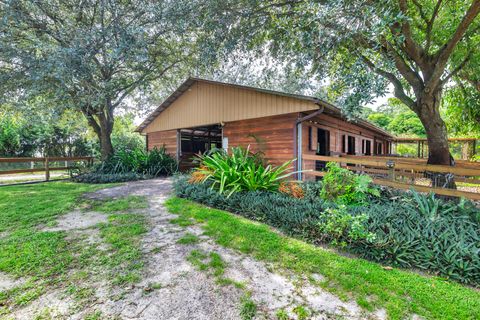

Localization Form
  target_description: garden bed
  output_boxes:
[174,174,480,286]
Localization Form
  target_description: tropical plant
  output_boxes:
[320,162,379,205]
[193,146,294,196]
[95,147,178,177]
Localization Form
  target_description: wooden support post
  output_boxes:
[45,157,50,181]
[417,141,421,158]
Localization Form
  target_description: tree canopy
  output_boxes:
[206,0,480,167]
[1,0,479,172]
[0,0,204,158]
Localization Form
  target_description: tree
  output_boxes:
[0,100,94,157]
[367,113,392,130]
[0,0,201,159]
[209,0,480,171]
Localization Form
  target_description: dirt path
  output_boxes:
[7,179,384,319]
[87,178,382,320]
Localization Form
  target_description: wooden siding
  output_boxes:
[223,113,297,167]
[143,81,318,133]
[147,130,177,157]
[302,113,391,173]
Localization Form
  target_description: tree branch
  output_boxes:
[380,37,424,92]
[359,54,417,110]
[429,0,480,89]
[440,51,472,86]
[396,0,427,68]
[425,0,444,52]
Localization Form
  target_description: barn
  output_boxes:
[136,78,393,175]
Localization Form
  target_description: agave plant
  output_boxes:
[194,146,295,196]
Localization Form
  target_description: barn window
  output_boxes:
[365,140,372,155]
[347,136,356,155]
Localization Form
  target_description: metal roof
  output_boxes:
[135,77,394,138]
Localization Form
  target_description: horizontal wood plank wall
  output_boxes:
[302,112,392,175]
[223,113,297,167]
[147,130,177,156]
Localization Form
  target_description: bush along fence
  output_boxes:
[73,146,178,183]
[175,147,480,286]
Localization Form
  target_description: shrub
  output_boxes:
[94,147,178,177]
[317,206,376,247]
[174,175,325,234]
[174,175,480,286]
[321,162,379,205]
[193,147,294,196]
[350,190,480,285]
[73,172,146,184]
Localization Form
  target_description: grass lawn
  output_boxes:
[0,182,148,316]
[166,197,480,320]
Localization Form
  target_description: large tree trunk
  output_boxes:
[82,106,115,161]
[99,127,114,160]
[416,90,456,189]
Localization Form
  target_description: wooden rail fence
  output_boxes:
[0,156,94,183]
[302,154,480,201]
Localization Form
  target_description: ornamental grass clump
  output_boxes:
[192,146,295,196]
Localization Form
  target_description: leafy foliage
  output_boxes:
[320,162,379,205]
[95,147,178,177]
[352,190,480,285]
[174,175,480,285]
[0,0,204,158]
[193,147,294,196]
[317,206,375,247]
[72,173,146,184]
[0,106,94,157]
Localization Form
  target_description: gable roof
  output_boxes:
[136,77,393,138]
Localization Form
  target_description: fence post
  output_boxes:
[45,157,50,181]
[386,160,395,181]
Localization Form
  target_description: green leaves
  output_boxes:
[94,146,178,177]
[320,162,380,205]
[195,147,295,196]
[176,175,480,286]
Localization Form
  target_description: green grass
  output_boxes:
[165,197,480,320]
[0,182,107,279]
[0,182,148,314]
[186,248,244,288]
[0,182,107,232]
[239,293,257,320]
[177,233,200,244]
[90,195,148,213]
[98,212,147,285]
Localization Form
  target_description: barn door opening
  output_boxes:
[179,124,222,170]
